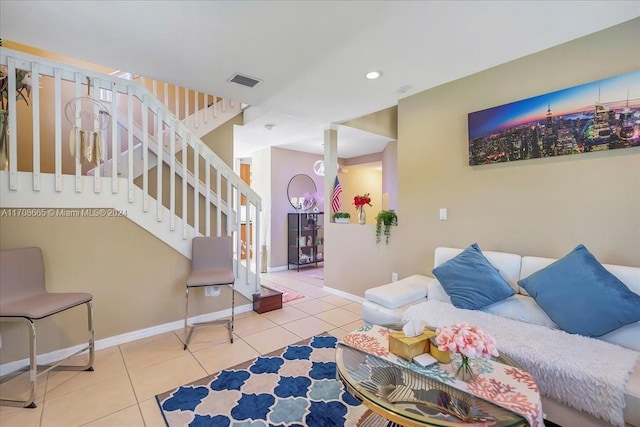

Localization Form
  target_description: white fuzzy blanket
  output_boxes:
[403,300,640,427]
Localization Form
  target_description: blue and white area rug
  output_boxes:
[155,334,367,426]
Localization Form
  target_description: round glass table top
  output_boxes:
[335,343,527,427]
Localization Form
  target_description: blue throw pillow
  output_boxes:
[518,244,640,337]
[432,243,515,310]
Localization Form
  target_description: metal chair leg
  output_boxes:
[0,301,95,409]
[50,301,95,372]
[184,287,190,350]
[230,283,235,343]
[27,319,37,408]
[183,284,235,350]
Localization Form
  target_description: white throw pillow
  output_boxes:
[427,279,452,304]
[483,294,558,329]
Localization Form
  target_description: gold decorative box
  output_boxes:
[389,329,436,361]
[429,337,451,364]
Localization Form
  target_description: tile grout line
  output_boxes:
[38,372,48,427]
[119,341,145,409]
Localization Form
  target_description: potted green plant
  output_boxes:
[333,212,351,224]
[375,210,398,244]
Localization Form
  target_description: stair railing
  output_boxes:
[0,47,261,297]
[137,76,237,133]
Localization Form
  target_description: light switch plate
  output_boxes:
[439,208,447,220]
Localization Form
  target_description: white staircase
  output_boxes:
[0,47,262,300]
[136,75,242,139]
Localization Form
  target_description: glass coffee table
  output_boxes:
[336,344,528,427]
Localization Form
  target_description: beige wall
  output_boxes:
[3,40,114,74]
[0,216,248,363]
[326,18,640,297]
[201,113,241,164]
[339,164,383,225]
[381,141,398,210]
[342,106,398,139]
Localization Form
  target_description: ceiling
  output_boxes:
[1,1,638,159]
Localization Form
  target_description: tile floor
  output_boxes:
[0,267,364,427]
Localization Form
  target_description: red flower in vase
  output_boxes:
[353,193,372,209]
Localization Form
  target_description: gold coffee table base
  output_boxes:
[357,409,501,427]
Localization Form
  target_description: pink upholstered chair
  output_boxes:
[184,236,236,350]
[0,247,95,408]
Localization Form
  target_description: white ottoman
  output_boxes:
[362,274,431,325]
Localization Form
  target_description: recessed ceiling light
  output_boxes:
[365,71,382,80]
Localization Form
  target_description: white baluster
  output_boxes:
[164,82,168,107]
[244,197,250,268]
[156,108,163,222]
[213,95,218,118]
[74,73,82,192]
[185,89,189,128]
[127,85,134,203]
[111,81,119,193]
[169,120,176,231]
[194,91,199,128]
[31,62,40,191]
[193,142,199,235]
[222,98,227,113]
[92,77,101,193]
[216,166,222,236]
[54,68,62,192]
[226,176,232,236]
[142,96,149,212]
[247,199,262,282]
[205,155,211,237]
[203,94,209,124]
[182,132,188,239]
[174,85,179,119]
[7,58,17,190]
[236,183,241,276]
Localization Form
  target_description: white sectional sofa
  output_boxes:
[361,246,640,427]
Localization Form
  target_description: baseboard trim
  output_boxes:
[267,265,288,272]
[322,286,365,303]
[0,303,253,376]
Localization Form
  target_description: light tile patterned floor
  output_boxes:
[0,267,363,427]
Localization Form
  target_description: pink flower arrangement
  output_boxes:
[435,322,498,359]
[435,322,498,381]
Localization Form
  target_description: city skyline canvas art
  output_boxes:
[468,70,640,165]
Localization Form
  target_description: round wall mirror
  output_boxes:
[287,174,317,210]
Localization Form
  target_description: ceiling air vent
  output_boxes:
[227,73,262,88]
